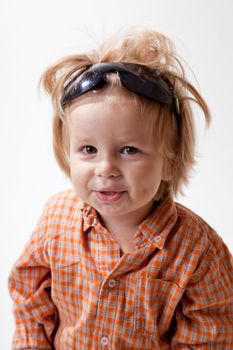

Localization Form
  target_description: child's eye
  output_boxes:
[121,146,138,155]
[81,146,97,154]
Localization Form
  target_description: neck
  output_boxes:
[98,201,156,235]
[98,216,138,254]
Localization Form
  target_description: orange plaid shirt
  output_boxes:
[8,189,233,349]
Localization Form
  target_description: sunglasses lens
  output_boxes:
[78,71,102,94]
[62,71,107,106]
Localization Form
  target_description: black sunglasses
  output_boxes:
[61,62,180,115]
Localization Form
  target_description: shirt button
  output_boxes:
[108,279,116,288]
[154,235,161,242]
[101,336,109,346]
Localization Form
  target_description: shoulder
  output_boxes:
[44,187,82,220]
[14,189,83,264]
[174,201,224,250]
[36,188,83,236]
[164,201,233,288]
[45,188,81,210]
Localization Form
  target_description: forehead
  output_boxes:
[66,87,160,143]
[67,86,159,126]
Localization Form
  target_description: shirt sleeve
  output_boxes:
[8,200,58,350]
[172,232,233,349]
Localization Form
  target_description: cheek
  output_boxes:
[69,157,78,179]
[131,164,163,192]
[134,161,163,180]
[69,158,93,185]
[69,159,83,185]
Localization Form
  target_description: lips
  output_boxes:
[95,190,126,202]
[100,191,120,195]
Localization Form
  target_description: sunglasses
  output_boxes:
[61,62,180,115]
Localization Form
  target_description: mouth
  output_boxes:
[94,190,126,202]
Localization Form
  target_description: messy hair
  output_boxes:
[41,28,211,199]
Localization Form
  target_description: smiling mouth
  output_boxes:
[95,190,126,202]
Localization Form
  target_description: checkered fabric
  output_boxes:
[8,189,233,349]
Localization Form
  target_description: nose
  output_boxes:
[94,156,121,178]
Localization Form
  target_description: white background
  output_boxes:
[1,0,233,347]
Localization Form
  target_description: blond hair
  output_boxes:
[41,28,211,199]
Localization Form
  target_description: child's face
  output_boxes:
[68,89,166,226]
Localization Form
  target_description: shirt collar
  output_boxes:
[81,203,100,231]
[71,196,177,250]
[136,196,177,249]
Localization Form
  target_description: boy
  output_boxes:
[8,29,233,349]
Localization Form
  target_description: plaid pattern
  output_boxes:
[8,189,233,349]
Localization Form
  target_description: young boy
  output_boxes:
[8,29,233,349]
